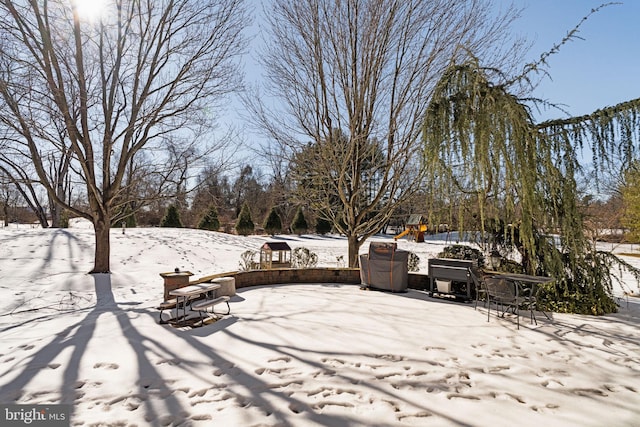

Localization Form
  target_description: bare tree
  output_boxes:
[0,168,21,226]
[0,106,48,226]
[247,0,523,266]
[0,0,248,272]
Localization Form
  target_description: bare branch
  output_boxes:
[0,0,249,272]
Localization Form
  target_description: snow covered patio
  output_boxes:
[1,282,639,426]
[1,225,639,426]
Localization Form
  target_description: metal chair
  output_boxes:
[484,278,536,329]
[470,269,486,309]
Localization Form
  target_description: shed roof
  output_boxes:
[261,241,291,251]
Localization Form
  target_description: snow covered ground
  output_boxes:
[0,221,639,426]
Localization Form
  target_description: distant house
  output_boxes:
[260,241,291,269]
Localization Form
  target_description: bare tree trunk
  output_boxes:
[347,234,361,268]
[50,205,60,227]
[49,151,71,228]
[92,216,111,274]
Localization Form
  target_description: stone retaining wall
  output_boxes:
[190,268,431,292]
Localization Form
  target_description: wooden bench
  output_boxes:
[191,296,231,324]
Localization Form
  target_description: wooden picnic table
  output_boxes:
[168,282,221,323]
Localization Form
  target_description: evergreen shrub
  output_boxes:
[438,244,485,267]
[160,205,183,228]
[235,203,254,236]
[408,251,420,272]
[198,205,220,231]
[315,217,332,235]
[264,207,282,236]
[291,207,308,235]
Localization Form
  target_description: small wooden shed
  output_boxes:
[260,241,291,269]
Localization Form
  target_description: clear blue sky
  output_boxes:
[514,0,640,121]
[230,0,640,162]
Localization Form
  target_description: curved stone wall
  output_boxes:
[190,268,430,291]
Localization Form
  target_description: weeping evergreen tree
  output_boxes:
[423,7,640,315]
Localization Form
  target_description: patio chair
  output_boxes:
[484,277,536,329]
[470,269,486,310]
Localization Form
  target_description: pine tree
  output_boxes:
[198,205,220,231]
[161,205,183,228]
[235,202,254,236]
[263,207,282,236]
[315,217,332,235]
[124,204,137,228]
[124,214,137,228]
[291,207,308,235]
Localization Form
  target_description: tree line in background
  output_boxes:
[3,152,640,243]
[4,124,638,248]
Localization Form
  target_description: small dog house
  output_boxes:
[260,241,291,269]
